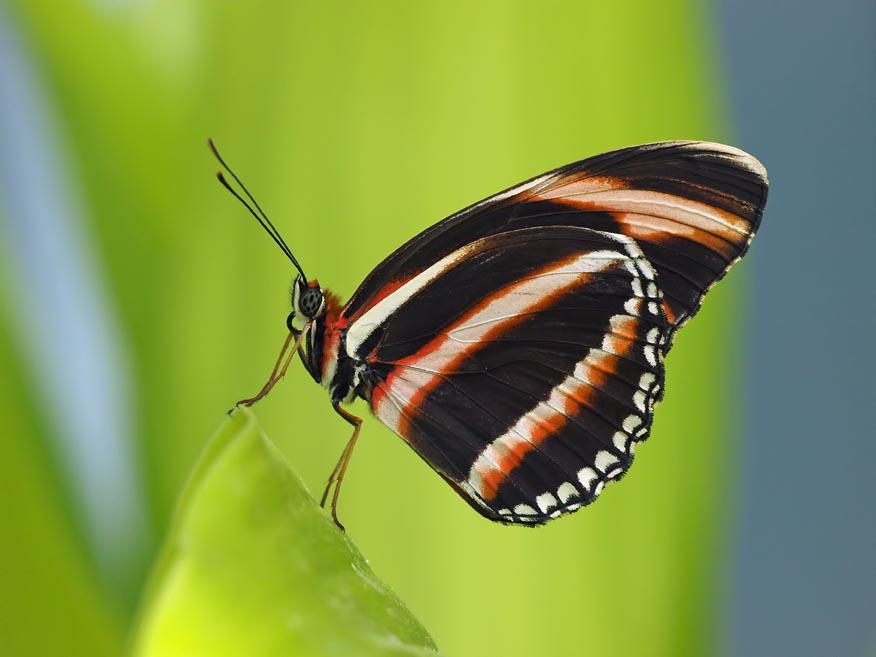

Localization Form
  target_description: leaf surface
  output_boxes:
[129,408,440,657]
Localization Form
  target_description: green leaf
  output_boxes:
[128,408,440,657]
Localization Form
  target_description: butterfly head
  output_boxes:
[288,275,326,332]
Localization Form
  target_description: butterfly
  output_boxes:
[209,140,768,530]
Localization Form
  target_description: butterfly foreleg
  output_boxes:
[233,329,304,410]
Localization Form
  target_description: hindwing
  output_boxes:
[350,226,671,523]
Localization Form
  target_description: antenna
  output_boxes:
[208,138,308,281]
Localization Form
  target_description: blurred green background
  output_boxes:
[1,1,872,656]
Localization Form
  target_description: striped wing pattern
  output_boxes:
[344,141,768,350]
[354,227,669,522]
[339,141,767,524]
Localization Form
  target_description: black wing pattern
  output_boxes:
[343,141,768,349]
[340,141,767,523]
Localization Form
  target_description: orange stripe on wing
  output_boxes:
[371,248,630,439]
[469,315,638,501]
[538,187,751,248]
[534,174,625,199]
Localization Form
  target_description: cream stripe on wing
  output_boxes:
[467,242,664,510]
[466,314,645,502]
[346,241,484,358]
[348,233,635,359]
[536,188,750,239]
[392,248,629,374]
[371,241,637,436]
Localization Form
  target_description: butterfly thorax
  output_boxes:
[300,289,366,405]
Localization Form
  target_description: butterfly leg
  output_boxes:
[233,330,301,411]
[320,403,362,531]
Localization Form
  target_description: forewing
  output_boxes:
[342,141,767,351]
[352,227,671,523]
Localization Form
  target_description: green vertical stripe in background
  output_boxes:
[0,1,740,656]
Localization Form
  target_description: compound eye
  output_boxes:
[300,287,325,318]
